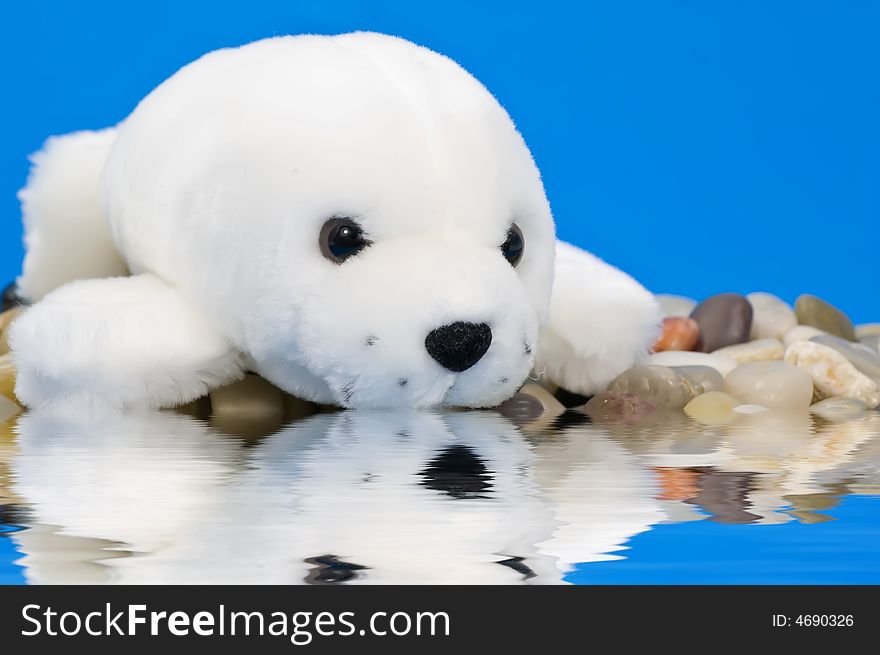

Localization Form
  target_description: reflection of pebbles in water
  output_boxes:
[529,422,664,569]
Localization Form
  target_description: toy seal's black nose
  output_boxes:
[425,321,492,372]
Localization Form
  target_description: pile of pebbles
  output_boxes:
[578,292,880,425]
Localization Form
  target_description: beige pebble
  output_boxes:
[683,391,740,425]
[648,351,738,377]
[855,323,880,339]
[0,354,17,402]
[860,334,880,354]
[712,338,784,364]
[811,333,880,381]
[210,374,286,440]
[0,308,22,356]
[724,360,814,411]
[0,395,21,423]
[655,294,697,318]
[783,325,826,348]
[809,397,869,421]
[732,404,771,414]
[519,382,565,414]
[283,394,318,422]
[747,292,797,341]
[784,341,880,408]
[673,365,724,394]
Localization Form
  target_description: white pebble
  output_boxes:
[648,351,738,377]
[809,397,869,421]
[783,325,826,348]
[655,294,697,318]
[747,292,797,341]
[712,338,784,364]
[725,360,814,411]
[732,404,771,414]
[784,341,880,409]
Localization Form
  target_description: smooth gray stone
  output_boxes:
[583,391,656,424]
[672,365,725,395]
[810,397,869,421]
[794,294,856,341]
[690,293,753,352]
[859,334,880,354]
[607,365,697,410]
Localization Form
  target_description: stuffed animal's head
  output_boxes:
[105,32,555,408]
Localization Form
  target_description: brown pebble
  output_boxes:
[0,354,17,402]
[652,317,700,352]
[690,293,753,352]
[654,467,701,501]
[0,307,22,356]
[795,294,857,341]
[497,383,564,426]
[210,374,286,442]
[584,391,656,424]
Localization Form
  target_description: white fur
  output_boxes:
[11,33,659,409]
[535,241,661,395]
[17,128,128,301]
[10,410,660,584]
[9,274,244,411]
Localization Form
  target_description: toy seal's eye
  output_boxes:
[320,217,371,263]
[500,224,524,267]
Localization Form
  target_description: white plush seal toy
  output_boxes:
[9,32,659,410]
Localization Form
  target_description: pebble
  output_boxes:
[689,293,753,352]
[0,308,22,356]
[653,467,702,502]
[811,333,880,382]
[724,360,814,411]
[0,395,20,423]
[747,292,797,341]
[794,294,856,341]
[809,397,869,421]
[673,365,724,394]
[860,334,880,354]
[0,354,16,402]
[683,391,739,425]
[607,365,697,410]
[652,317,699,352]
[648,351,738,377]
[583,391,656,424]
[731,404,771,414]
[498,383,565,424]
[712,338,784,364]
[855,323,880,339]
[283,394,318,422]
[784,341,880,408]
[210,374,286,441]
[783,325,826,348]
[655,294,697,318]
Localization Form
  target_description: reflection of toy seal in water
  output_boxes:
[9,32,660,411]
[10,409,665,584]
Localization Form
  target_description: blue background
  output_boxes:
[1,0,878,320]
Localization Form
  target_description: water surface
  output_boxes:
[1,406,878,584]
